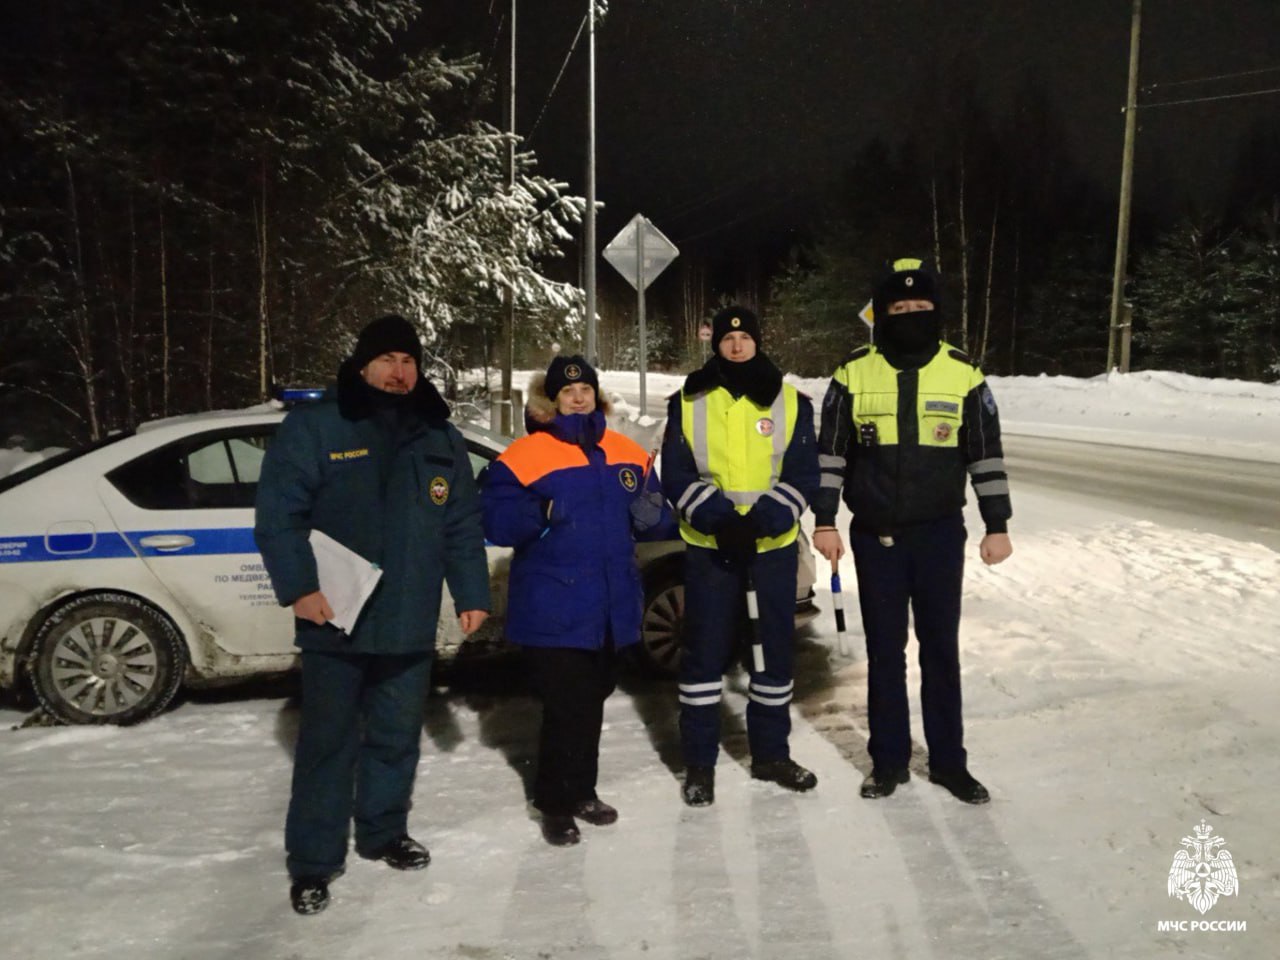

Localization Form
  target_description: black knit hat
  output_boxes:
[351,314,423,370]
[544,354,599,400]
[710,305,762,349]
[872,258,941,323]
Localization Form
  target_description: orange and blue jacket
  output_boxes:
[482,409,673,650]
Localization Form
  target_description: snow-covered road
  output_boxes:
[2,370,1276,959]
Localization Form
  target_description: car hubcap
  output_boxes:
[642,585,683,673]
[50,617,159,716]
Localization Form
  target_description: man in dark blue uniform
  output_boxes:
[813,260,1013,805]
[662,306,821,806]
[256,314,490,914]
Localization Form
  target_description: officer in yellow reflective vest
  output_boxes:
[813,259,1013,805]
[661,306,821,806]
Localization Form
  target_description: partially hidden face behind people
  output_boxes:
[360,352,418,394]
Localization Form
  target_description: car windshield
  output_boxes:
[0,430,136,495]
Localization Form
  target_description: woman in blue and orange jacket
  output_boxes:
[482,355,672,847]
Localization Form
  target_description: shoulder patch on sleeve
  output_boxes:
[843,345,872,364]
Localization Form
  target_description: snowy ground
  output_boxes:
[2,370,1277,959]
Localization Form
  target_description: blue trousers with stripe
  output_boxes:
[850,514,967,773]
[285,649,431,879]
[679,543,798,767]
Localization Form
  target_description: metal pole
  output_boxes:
[584,0,598,364]
[1107,0,1142,373]
[1120,301,1133,373]
[637,219,647,413]
[500,0,517,434]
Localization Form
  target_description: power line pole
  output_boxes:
[1107,0,1142,373]
[584,0,598,364]
[500,0,517,433]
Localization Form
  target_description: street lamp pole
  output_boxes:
[1107,0,1142,373]
[500,0,517,433]
[584,0,598,364]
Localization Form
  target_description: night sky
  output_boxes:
[437,0,1280,254]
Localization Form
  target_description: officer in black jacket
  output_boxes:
[812,259,1012,804]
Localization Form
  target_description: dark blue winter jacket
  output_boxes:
[254,367,490,655]
[483,398,673,651]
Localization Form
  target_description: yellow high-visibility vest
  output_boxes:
[835,345,983,448]
[679,383,799,552]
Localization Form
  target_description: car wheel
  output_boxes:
[30,593,187,725]
[639,569,684,676]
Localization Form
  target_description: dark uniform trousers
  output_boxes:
[286,649,432,879]
[850,513,967,773]
[524,639,618,816]
[680,542,798,768]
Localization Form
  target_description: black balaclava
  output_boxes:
[871,259,943,369]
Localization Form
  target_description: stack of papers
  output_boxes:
[307,529,383,634]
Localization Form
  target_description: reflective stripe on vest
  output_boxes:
[837,345,982,448]
[679,383,799,551]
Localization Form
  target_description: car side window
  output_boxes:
[466,443,495,488]
[109,427,276,510]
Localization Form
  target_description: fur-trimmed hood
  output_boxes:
[334,357,451,424]
[524,371,612,433]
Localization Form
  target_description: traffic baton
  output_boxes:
[830,559,853,657]
[746,569,765,673]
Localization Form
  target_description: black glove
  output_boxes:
[714,511,760,568]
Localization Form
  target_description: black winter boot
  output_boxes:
[682,766,715,807]
[541,814,582,846]
[573,798,619,826]
[860,766,910,799]
[751,758,818,792]
[929,769,990,804]
[289,876,330,915]
[364,835,431,870]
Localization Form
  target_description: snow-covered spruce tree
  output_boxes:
[288,46,584,387]
[1217,202,1280,382]
[1,0,585,442]
[1132,219,1231,377]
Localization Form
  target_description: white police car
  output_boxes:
[0,404,816,725]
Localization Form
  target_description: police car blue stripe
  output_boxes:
[0,532,136,563]
[0,528,260,563]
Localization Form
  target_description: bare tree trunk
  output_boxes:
[1010,222,1021,375]
[158,194,170,416]
[129,195,150,419]
[957,151,970,350]
[64,160,101,440]
[980,199,999,363]
[94,200,127,432]
[256,159,270,400]
[931,172,943,273]
[205,222,216,409]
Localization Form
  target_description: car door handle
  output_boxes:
[139,534,196,552]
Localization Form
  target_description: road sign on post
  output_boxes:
[603,214,679,415]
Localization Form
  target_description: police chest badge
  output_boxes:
[756,417,774,436]
[619,467,638,491]
[429,476,450,505]
[933,421,953,443]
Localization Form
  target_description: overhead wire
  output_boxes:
[526,14,589,141]
[1143,64,1280,92]
[1139,86,1280,109]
